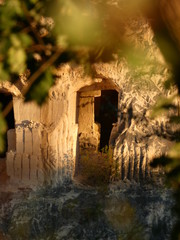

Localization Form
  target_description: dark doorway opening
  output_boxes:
[95,90,118,150]
[0,93,15,157]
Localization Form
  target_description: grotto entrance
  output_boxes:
[0,91,15,185]
[95,90,118,151]
[0,92,15,157]
[77,89,119,152]
[76,82,119,185]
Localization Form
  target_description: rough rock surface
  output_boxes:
[3,16,178,186]
[0,180,175,240]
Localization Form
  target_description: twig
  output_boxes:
[2,101,13,118]
[22,48,62,95]
[26,44,57,53]
[2,48,63,118]
[21,2,44,46]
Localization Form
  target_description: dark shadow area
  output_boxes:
[95,90,118,150]
[0,92,15,157]
[0,180,174,240]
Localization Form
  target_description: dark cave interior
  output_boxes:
[95,90,118,150]
[0,92,15,157]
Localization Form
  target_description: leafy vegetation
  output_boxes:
[77,146,113,188]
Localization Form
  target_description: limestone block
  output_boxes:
[62,154,68,179]
[41,131,48,159]
[56,129,63,180]
[69,92,77,124]
[30,155,38,183]
[137,147,141,181]
[72,125,78,158]
[32,129,41,156]
[40,101,53,125]
[7,129,16,151]
[13,98,23,124]
[141,148,147,179]
[117,146,123,179]
[14,98,41,123]
[62,119,67,153]
[22,154,30,182]
[41,131,48,149]
[24,128,32,154]
[78,96,94,133]
[122,141,129,179]
[49,132,58,168]
[47,100,54,126]
[129,146,135,180]
[37,157,44,184]
[26,102,41,122]
[14,153,22,180]
[40,102,48,124]
[6,152,15,177]
[16,128,24,153]
[52,100,63,127]
[80,90,101,97]
[78,96,98,150]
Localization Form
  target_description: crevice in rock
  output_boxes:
[0,92,15,157]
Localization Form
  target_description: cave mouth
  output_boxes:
[95,90,118,151]
[77,88,119,153]
[0,92,15,157]
[76,77,120,184]
[76,88,119,185]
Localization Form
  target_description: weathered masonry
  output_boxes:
[1,18,177,186]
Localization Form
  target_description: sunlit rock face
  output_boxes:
[4,18,177,186]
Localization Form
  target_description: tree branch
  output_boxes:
[2,48,63,118]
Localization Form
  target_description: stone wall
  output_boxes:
[78,91,101,151]
[5,17,177,186]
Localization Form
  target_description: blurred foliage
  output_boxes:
[148,0,180,232]
[149,86,180,240]
[151,96,177,118]
[25,67,54,105]
[0,0,130,150]
[78,146,113,189]
[0,0,128,101]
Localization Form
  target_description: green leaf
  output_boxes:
[53,0,101,47]
[151,96,177,118]
[168,143,180,159]
[30,0,39,4]
[0,0,23,33]
[0,63,10,81]
[10,34,22,48]
[7,47,26,74]
[9,0,23,16]
[25,68,54,105]
[19,33,33,48]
